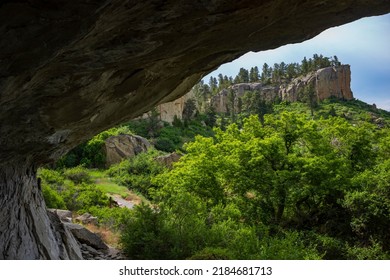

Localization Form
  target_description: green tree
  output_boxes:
[261,63,271,83]
[249,66,260,82]
[234,68,249,83]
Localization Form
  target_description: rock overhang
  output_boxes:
[1,0,390,168]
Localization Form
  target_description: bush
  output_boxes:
[259,231,322,260]
[63,166,92,184]
[188,247,233,260]
[88,206,133,230]
[346,239,389,260]
[38,168,64,186]
[107,149,166,198]
[155,137,176,152]
[73,183,109,213]
[120,204,171,259]
[42,183,66,209]
[40,167,109,212]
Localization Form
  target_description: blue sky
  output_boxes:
[203,13,390,111]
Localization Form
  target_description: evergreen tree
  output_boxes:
[261,63,271,84]
[249,66,260,82]
[301,57,309,74]
[234,68,249,83]
[209,76,218,94]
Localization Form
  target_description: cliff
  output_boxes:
[281,65,353,102]
[1,2,388,169]
[1,0,389,260]
[211,65,353,113]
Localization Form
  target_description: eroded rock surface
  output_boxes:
[1,1,389,168]
[281,65,353,102]
[1,0,390,260]
[105,134,150,166]
[211,65,353,113]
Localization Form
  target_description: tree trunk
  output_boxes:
[0,165,82,259]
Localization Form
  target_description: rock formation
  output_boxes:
[104,134,151,166]
[1,0,390,259]
[49,209,125,260]
[281,65,353,102]
[211,65,353,112]
[211,83,279,113]
[155,152,182,168]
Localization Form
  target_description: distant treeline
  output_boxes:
[199,54,342,95]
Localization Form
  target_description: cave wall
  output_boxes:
[1,0,390,168]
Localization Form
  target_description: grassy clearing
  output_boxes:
[89,169,148,204]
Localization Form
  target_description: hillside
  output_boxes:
[39,94,390,260]
[39,55,390,260]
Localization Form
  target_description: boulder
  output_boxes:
[64,223,108,251]
[47,211,83,260]
[104,134,151,166]
[155,152,182,168]
[48,209,73,223]
[75,213,98,226]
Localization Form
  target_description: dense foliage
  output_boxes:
[107,149,167,199]
[57,126,133,168]
[119,108,390,259]
[39,167,109,213]
[40,51,389,259]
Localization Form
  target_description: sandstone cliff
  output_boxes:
[1,0,389,260]
[281,65,353,102]
[211,65,353,113]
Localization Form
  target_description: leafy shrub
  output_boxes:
[120,204,171,259]
[346,239,389,260]
[259,231,322,260]
[107,149,166,198]
[63,166,92,184]
[155,137,176,152]
[40,167,108,213]
[88,206,133,230]
[38,168,64,186]
[188,247,233,260]
[73,183,109,212]
[42,183,66,209]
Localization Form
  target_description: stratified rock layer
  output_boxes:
[211,65,353,113]
[1,1,389,167]
[281,65,353,102]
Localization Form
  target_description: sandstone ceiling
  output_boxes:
[1,0,390,168]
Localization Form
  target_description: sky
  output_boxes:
[203,13,390,111]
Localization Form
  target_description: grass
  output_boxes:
[84,223,121,248]
[89,169,148,204]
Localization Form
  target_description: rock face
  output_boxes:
[1,0,390,260]
[65,223,108,251]
[104,134,151,166]
[281,65,353,102]
[1,1,389,169]
[48,209,73,223]
[212,65,353,112]
[212,83,279,113]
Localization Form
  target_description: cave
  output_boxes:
[1,0,390,259]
